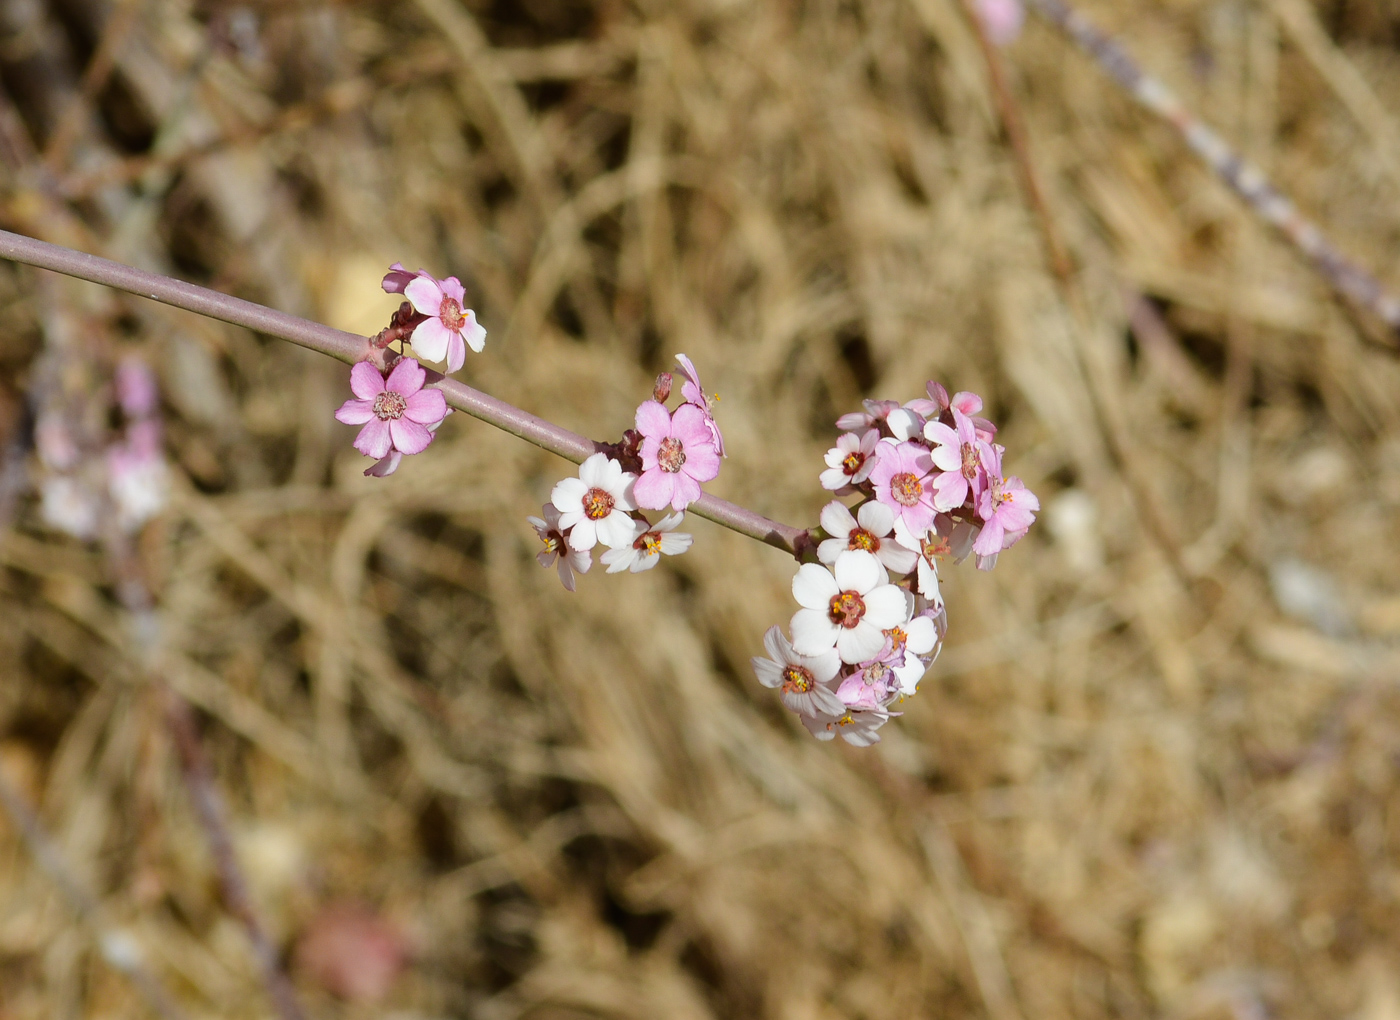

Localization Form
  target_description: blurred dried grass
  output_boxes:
[1,0,1400,1016]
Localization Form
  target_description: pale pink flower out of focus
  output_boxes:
[751,625,844,718]
[977,0,1025,46]
[973,443,1039,559]
[550,453,637,550]
[528,502,592,592]
[924,407,985,512]
[115,357,159,418]
[817,499,918,574]
[295,901,408,1003]
[107,420,168,531]
[633,400,721,512]
[819,429,879,491]
[601,512,693,573]
[673,354,725,457]
[868,439,937,537]
[40,476,99,539]
[836,641,902,710]
[336,359,447,462]
[790,549,909,664]
[801,706,893,746]
[404,274,486,373]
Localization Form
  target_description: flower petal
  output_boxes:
[837,624,885,664]
[634,400,673,439]
[856,500,895,536]
[792,563,839,609]
[445,335,465,374]
[389,417,432,455]
[862,584,910,629]
[410,319,451,363]
[354,419,392,460]
[790,608,840,656]
[595,510,637,549]
[633,469,675,511]
[820,500,857,539]
[833,549,881,594]
[762,625,791,664]
[404,277,443,316]
[404,388,447,424]
[462,317,487,353]
[350,361,386,400]
[335,398,375,425]
[550,477,587,514]
[386,356,426,396]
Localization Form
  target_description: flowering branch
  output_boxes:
[0,229,807,555]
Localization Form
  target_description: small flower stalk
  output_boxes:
[753,378,1037,745]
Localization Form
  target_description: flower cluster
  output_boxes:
[527,354,721,591]
[335,266,476,476]
[756,381,1037,744]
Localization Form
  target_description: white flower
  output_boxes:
[40,476,99,539]
[801,707,893,746]
[818,500,918,575]
[601,512,693,573]
[528,502,592,592]
[751,625,844,717]
[551,453,638,550]
[819,429,879,491]
[790,549,909,664]
[887,607,941,694]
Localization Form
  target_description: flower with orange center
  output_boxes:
[752,625,843,717]
[790,549,910,664]
[817,500,918,574]
[551,453,638,551]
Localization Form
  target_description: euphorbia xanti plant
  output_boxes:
[0,233,1038,747]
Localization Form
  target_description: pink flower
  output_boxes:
[381,261,419,294]
[836,641,902,710]
[550,453,637,550]
[404,274,486,373]
[790,549,909,664]
[801,706,893,746]
[107,420,168,531]
[885,609,941,694]
[335,359,447,462]
[973,444,1039,559]
[528,502,592,592]
[364,409,452,478]
[868,438,937,537]
[632,400,721,511]
[836,399,901,433]
[924,407,985,512]
[820,429,879,491]
[673,354,725,457]
[115,357,159,418]
[751,625,844,718]
[976,0,1025,46]
[817,499,918,574]
[601,512,693,572]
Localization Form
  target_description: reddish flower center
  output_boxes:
[885,626,908,650]
[827,590,866,628]
[920,534,950,561]
[582,487,615,520]
[847,528,879,553]
[960,442,979,481]
[636,531,663,555]
[781,664,815,694]
[890,472,924,507]
[841,451,866,476]
[862,661,891,687]
[657,436,687,473]
[373,391,407,420]
[439,297,466,331]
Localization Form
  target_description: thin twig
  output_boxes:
[1024,0,1400,343]
[0,763,189,1020]
[165,691,309,1020]
[0,228,810,555]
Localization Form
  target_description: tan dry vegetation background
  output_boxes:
[1,0,1400,1016]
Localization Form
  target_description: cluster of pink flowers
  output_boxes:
[756,381,1037,745]
[335,266,475,477]
[527,354,721,591]
[37,355,169,540]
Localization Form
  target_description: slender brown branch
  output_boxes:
[0,228,810,555]
[165,691,308,1020]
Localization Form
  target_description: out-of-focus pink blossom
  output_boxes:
[817,499,918,574]
[404,274,486,373]
[295,902,408,1003]
[115,358,159,419]
[107,427,168,531]
[528,502,592,591]
[673,354,725,457]
[751,625,844,717]
[820,429,879,492]
[550,453,637,550]
[633,401,721,511]
[40,476,99,539]
[601,512,693,573]
[868,439,937,537]
[977,0,1025,46]
[335,359,447,462]
[35,412,80,471]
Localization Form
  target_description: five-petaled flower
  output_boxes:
[633,400,722,511]
[403,274,486,373]
[551,453,638,550]
[751,625,845,717]
[601,512,694,573]
[817,499,917,574]
[868,439,937,537]
[528,502,592,592]
[820,429,879,492]
[790,549,909,664]
[336,359,448,462]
